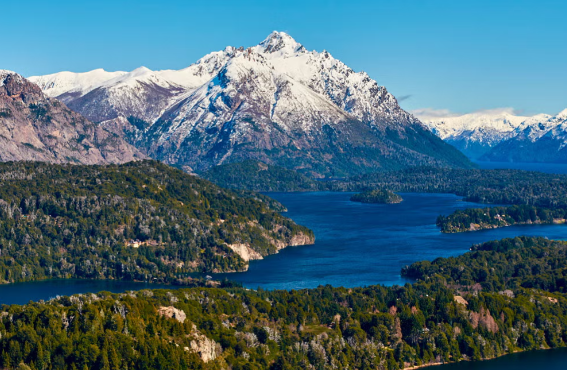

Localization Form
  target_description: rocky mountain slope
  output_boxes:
[0,70,145,164]
[421,109,567,162]
[30,32,472,176]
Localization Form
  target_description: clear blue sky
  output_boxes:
[4,0,566,115]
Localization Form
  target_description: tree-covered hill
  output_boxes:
[200,160,323,192]
[403,236,567,293]
[331,167,567,207]
[350,189,403,204]
[0,160,313,284]
[2,236,567,369]
[436,205,567,233]
[204,163,567,208]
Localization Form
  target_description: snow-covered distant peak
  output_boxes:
[255,31,306,58]
[29,68,127,97]
[98,66,164,89]
[514,110,567,141]
[418,108,529,140]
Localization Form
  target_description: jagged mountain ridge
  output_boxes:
[482,109,567,162]
[30,32,473,176]
[0,70,145,164]
[421,109,567,162]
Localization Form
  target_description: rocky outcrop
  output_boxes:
[228,230,314,270]
[469,308,498,333]
[187,331,220,363]
[226,243,263,262]
[0,70,145,164]
[289,231,315,247]
[158,309,221,363]
[157,306,186,323]
[453,296,469,306]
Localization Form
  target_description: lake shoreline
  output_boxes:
[413,347,567,369]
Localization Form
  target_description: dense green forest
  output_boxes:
[201,161,323,192]
[203,162,567,208]
[204,162,567,233]
[350,189,403,204]
[2,236,567,369]
[436,205,567,233]
[330,167,567,206]
[403,236,567,293]
[202,162,567,207]
[0,161,313,284]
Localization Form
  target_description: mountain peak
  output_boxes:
[0,69,17,76]
[130,66,153,76]
[0,70,21,87]
[556,108,567,119]
[256,31,305,56]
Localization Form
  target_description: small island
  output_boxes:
[350,189,403,204]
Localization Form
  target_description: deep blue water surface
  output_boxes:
[210,192,567,289]
[2,191,567,302]
[0,279,173,305]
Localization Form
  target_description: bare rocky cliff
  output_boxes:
[0,70,145,164]
[226,230,315,271]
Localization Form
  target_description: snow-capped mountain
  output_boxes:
[0,70,145,164]
[420,108,567,162]
[482,109,567,163]
[29,32,472,176]
[418,109,531,159]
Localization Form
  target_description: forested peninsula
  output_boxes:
[0,161,314,284]
[204,162,567,233]
[2,236,567,369]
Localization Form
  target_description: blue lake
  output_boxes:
[2,190,567,367]
[210,192,567,289]
[2,192,567,303]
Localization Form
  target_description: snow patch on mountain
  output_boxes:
[30,69,127,98]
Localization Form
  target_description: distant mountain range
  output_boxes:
[0,70,144,164]
[420,108,567,162]
[29,31,472,176]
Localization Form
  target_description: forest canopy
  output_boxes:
[0,161,313,284]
